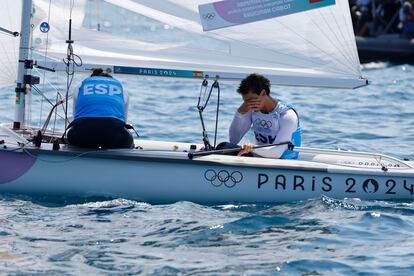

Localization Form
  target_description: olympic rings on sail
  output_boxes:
[204,169,243,188]
[202,13,216,20]
[254,118,272,129]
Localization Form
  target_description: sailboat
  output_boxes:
[0,0,413,204]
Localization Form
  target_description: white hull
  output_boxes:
[1,125,414,203]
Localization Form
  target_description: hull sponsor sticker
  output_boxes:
[199,0,336,31]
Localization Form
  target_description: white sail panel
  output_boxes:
[32,0,365,89]
[0,0,22,87]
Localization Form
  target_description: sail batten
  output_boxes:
[28,0,366,89]
[271,18,359,77]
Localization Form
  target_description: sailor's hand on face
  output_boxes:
[246,99,262,112]
[238,99,261,114]
[238,143,254,156]
[238,101,251,114]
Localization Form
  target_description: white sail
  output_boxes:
[0,0,22,87]
[32,0,366,89]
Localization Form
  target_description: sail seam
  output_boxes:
[340,2,362,73]
[317,11,359,76]
[273,19,357,77]
[5,0,18,81]
[209,29,354,77]
[310,17,360,77]
[0,41,16,81]
[329,6,359,69]
[328,4,360,73]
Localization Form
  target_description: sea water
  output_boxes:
[0,63,413,274]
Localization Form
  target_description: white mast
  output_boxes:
[13,0,33,129]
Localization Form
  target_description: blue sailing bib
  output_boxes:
[75,76,126,122]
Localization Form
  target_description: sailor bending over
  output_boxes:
[225,73,301,159]
[67,68,134,148]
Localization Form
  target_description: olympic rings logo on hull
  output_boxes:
[204,169,243,188]
[254,118,272,129]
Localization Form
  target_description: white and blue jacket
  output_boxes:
[230,100,301,159]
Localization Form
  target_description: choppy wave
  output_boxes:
[1,195,414,274]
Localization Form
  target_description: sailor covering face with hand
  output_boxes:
[228,73,301,159]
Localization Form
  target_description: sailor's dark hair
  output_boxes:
[237,73,270,95]
[91,68,113,78]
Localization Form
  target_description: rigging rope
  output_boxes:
[62,0,82,137]
[26,0,82,140]
[213,80,220,149]
[39,0,53,129]
[197,79,211,151]
[28,22,38,129]
[196,77,221,151]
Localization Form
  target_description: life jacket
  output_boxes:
[74,76,126,122]
[252,101,301,159]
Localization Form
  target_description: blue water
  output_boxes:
[0,62,413,274]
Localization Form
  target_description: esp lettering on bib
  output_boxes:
[83,83,122,96]
[75,76,126,121]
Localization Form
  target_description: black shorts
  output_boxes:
[67,117,134,149]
